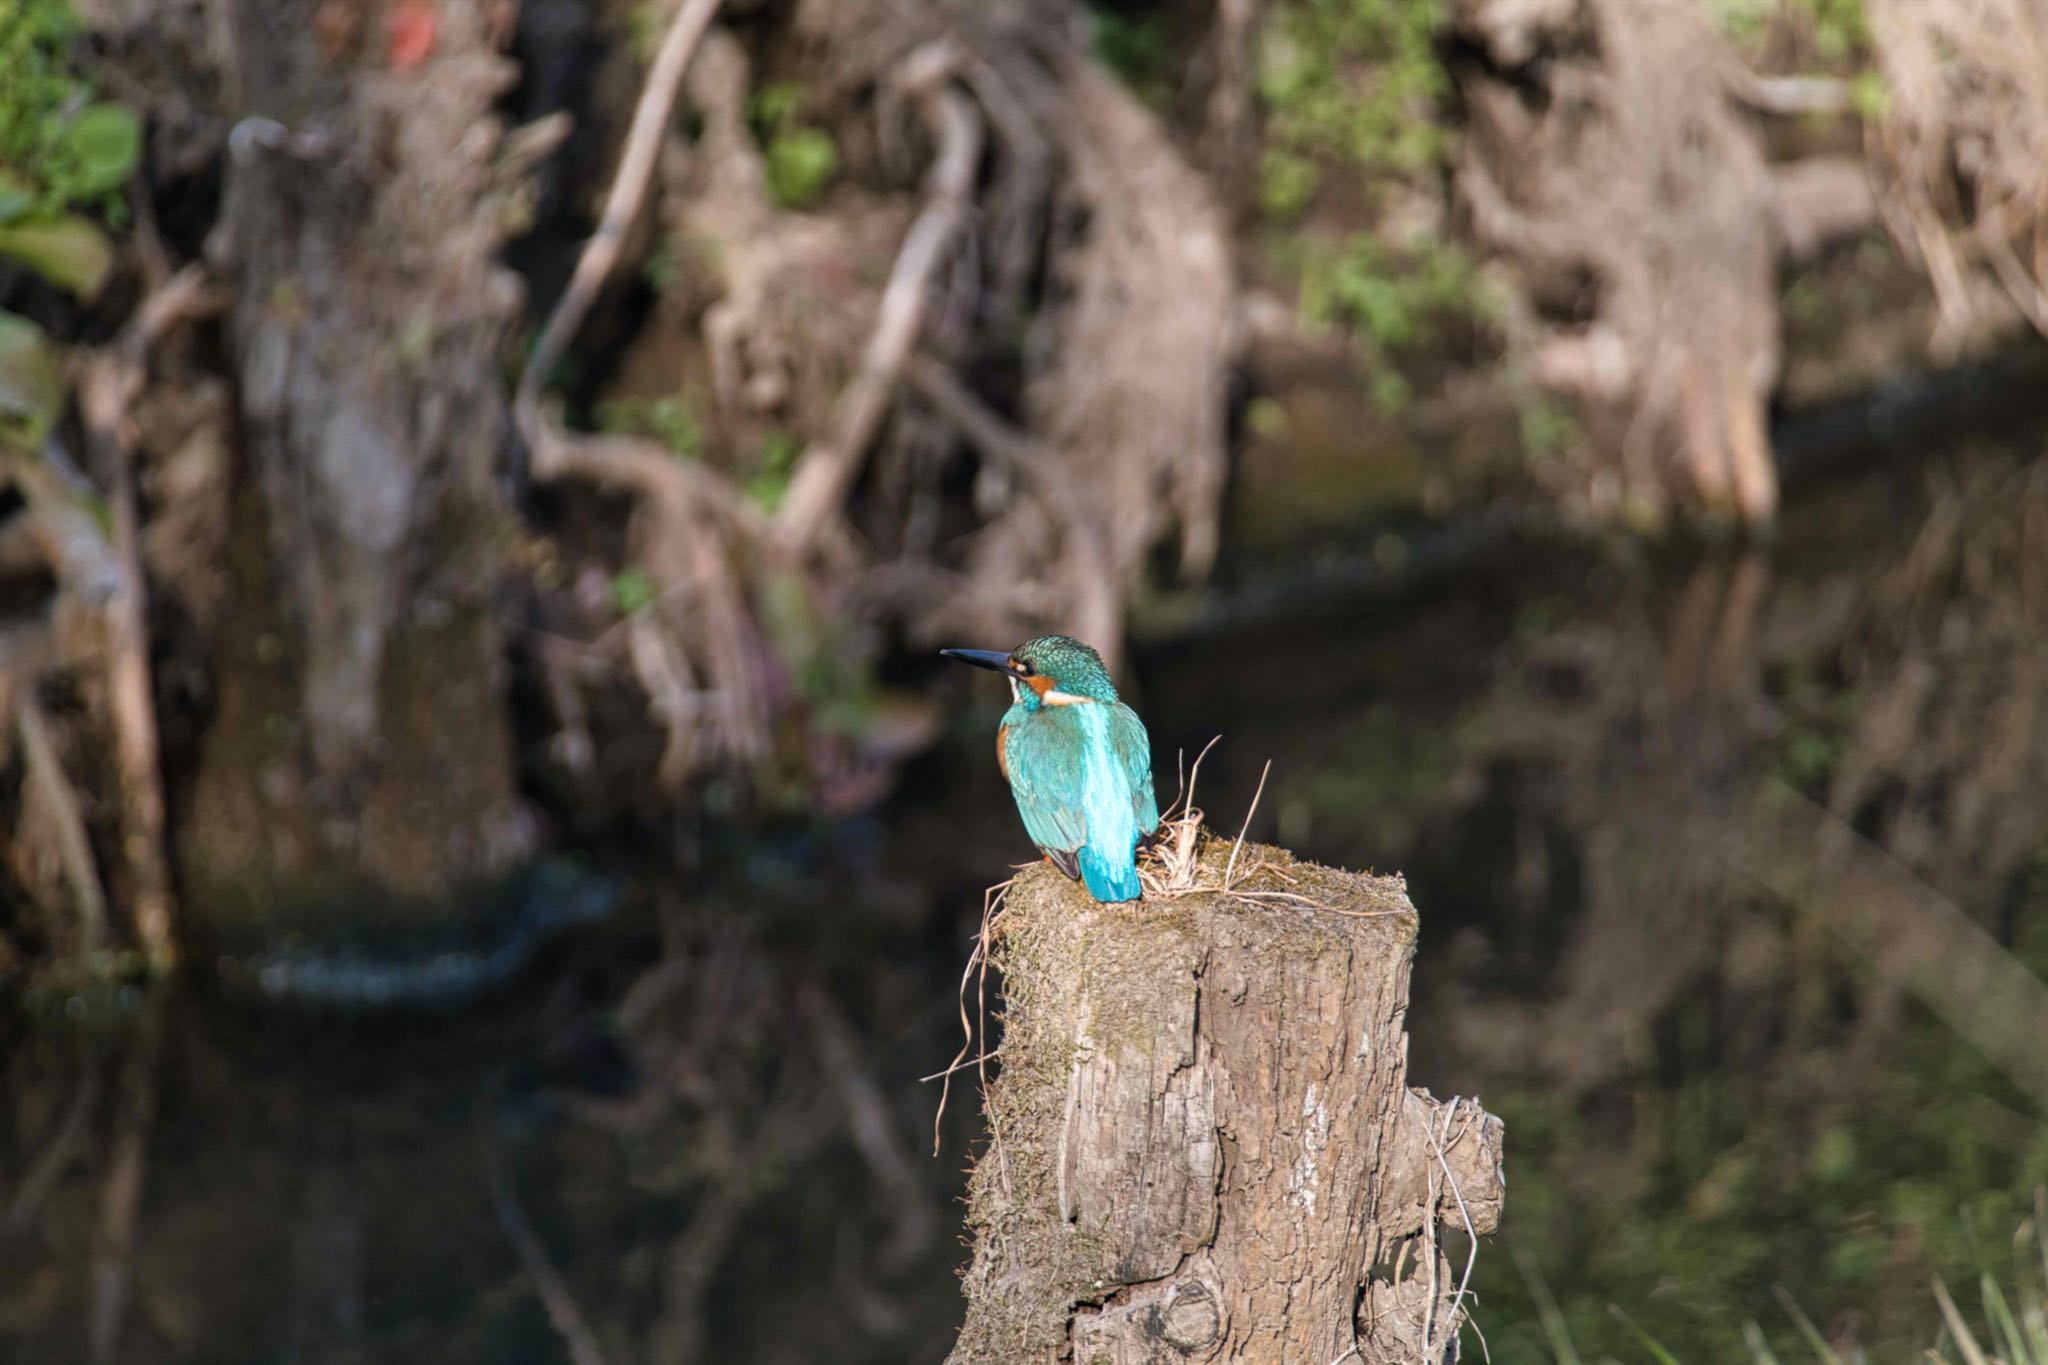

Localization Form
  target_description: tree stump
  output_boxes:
[947,842,1504,1364]
[180,0,536,919]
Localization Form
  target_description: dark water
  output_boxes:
[6,438,2048,1363]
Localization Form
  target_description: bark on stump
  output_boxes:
[948,844,1504,1364]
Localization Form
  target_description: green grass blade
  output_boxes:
[1773,1283,1845,1365]
[1743,1319,1784,1365]
[2038,1188,2048,1299]
[1932,1276,1991,1365]
[1607,1304,1683,1365]
[1512,1243,1582,1365]
[1981,1271,2032,1364]
[2022,1303,2048,1363]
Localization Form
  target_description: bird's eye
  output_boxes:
[1013,656,1034,676]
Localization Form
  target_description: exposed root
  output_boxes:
[515,0,771,779]
[1867,0,2048,352]
[534,431,769,777]
[514,0,725,443]
[16,693,111,954]
[79,263,227,974]
[773,42,983,556]
[619,0,1231,669]
[1456,0,1785,526]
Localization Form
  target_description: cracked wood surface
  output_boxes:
[946,843,1504,1364]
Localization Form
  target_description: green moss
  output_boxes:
[608,567,657,616]
[596,392,702,459]
[1257,0,1495,408]
[749,84,838,210]
[745,430,802,511]
[1258,149,1321,222]
[1518,394,1578,462]
[1087,6,1173,108]
[1299,230,1487,410]
[1259,0,1450,184]
[1708,0,1870,61]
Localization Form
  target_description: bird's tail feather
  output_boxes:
[1079,844,1142,903]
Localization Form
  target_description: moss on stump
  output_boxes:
[947,839,1504,1364]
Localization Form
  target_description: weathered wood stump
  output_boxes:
[947,841,1504,1364]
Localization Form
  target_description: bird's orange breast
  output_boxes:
[996,721,1011,782]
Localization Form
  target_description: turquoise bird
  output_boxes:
[942,635,1160,903]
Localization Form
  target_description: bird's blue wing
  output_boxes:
[1005,703,1157,901]
[1074,700,1146,900]
[1002,710,1089,861]
[1108,701,1160,837]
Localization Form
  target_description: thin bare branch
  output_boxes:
[487,1125,613,1365]
[515,0,726,452]
[774,46,983,553]
[80,264,225,975]
[17,695,110,952]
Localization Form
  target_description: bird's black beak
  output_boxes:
[941,648,1023,677]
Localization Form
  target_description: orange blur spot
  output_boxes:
[386,0,437,70]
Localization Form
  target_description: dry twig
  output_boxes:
[512,0,773,775]
[16,694,110,952]
[487,1123,613,1365]
[80,263,227,974]
[930,875,1012,1156]
[774,44,983,554]
[514,0,724,446]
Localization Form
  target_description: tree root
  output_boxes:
[773,43,982,556]
[515,0,772,778]
[1867,0,2048,353]
[517,0,1234,799]
[80,264,227,974]
[15,692,111,955]
[514,0,726,444]
[1457,0,1782,526]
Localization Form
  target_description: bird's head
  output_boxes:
[941,634,1120,709]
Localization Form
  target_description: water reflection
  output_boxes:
[1146,444,2048,1359]
[0,870,979,1364]
[5,444,2048,1362]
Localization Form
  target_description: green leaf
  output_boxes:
[0,171,34,225]
[0,311,62,449]
[766,127,838,209]
[0,213,114,296]
[609,568,658,616]
[63,103,142,195]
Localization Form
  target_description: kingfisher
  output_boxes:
[942,635,1160,903]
